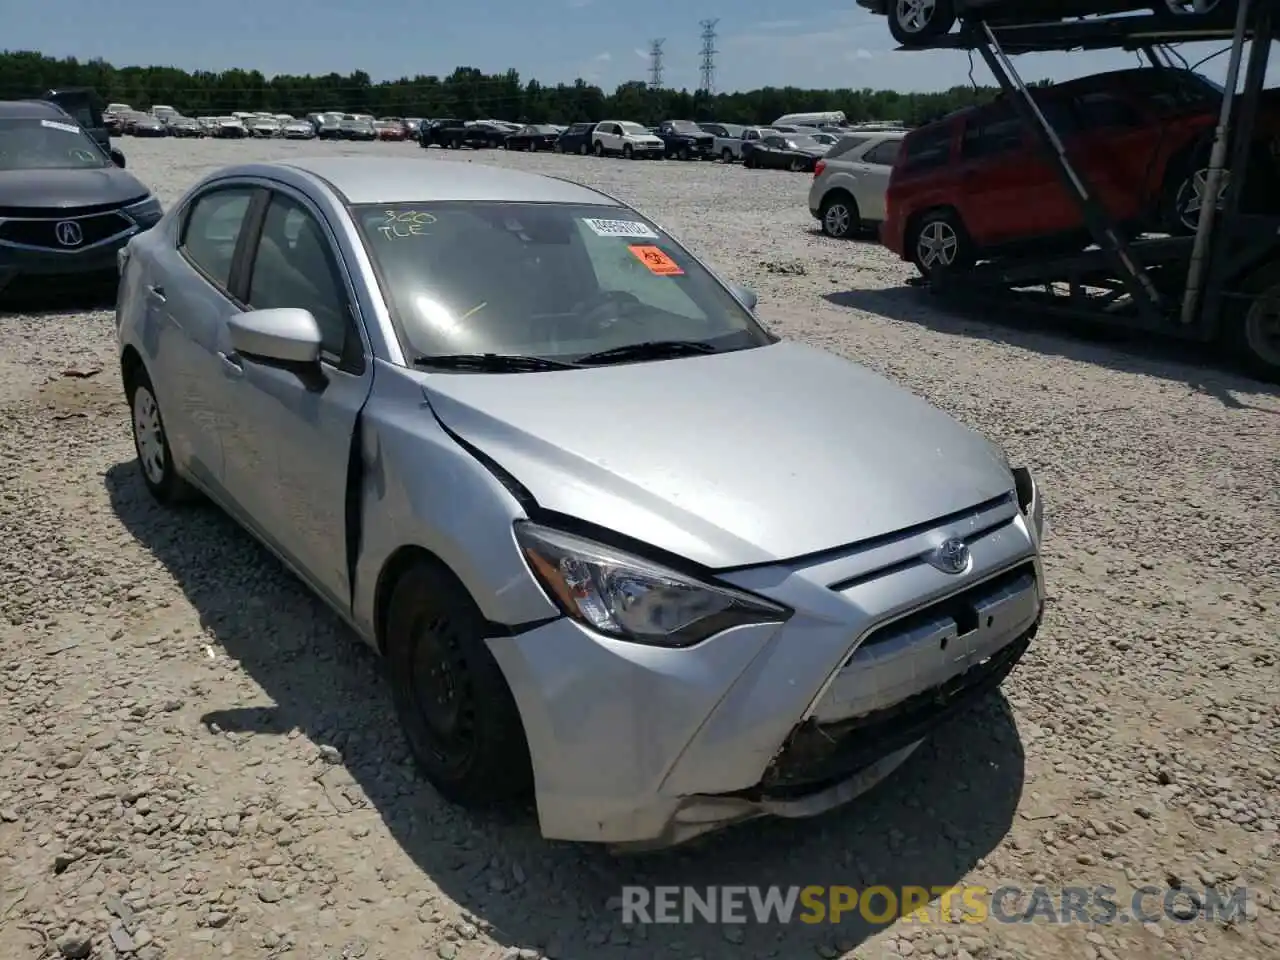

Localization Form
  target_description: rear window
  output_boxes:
[899,122,953,173]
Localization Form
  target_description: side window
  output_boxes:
[1035,99,1080,139]
[901,123,954,173]
[862,139,903,166]
[1073,92,1142,131]
[960,106,1024,159]
[765,136,785,148]
[180,188,255,290]
[826,136,870,159]
[245,194,356,367]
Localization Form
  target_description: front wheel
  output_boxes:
[721,148,733,163]
[789,157,805,172]
[530,139,538,152]
[889,0,958,46]
[578,142,588,156]
[593,140,604,157]
[385,563,534,808]
[909,209,974,278]
[127,367,196,504]
[623,143,633,160]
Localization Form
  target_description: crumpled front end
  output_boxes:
[489,489,1044,848]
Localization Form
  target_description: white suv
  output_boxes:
[807,131,905,240]
[591,121,665,159]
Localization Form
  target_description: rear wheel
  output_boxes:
[789,157,805,173]
[889,0,957,46]
[593,140,604,157]
[385,563,534,807]
[127,366,196,505]
[578,142,588,156]
[721,147,733,163]
[909,209,974,278]
[530,139,538,152]
[820,192,859,239]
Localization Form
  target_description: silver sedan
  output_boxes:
[115,157,1046,849]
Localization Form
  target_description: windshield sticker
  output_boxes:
[628,245,683,276]
[582,218,659,240]
[377,209,436,240]
[40,119,81,134]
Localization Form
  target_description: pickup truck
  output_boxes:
[699,124,776,163]
[653,120,716,160]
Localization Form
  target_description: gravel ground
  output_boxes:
[0,137,1277,960]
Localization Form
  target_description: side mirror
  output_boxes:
[730,283,758,311]
[110,148,126,168]
[228,308,322,365]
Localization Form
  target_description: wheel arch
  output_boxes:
[904,203,964,249]
[120,344,145,398]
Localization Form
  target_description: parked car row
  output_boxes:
[104,105,421,142]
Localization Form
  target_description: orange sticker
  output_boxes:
[628,245,684,276]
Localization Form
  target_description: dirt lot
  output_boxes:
[0,137,1276,960]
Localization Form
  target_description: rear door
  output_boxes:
[149,183,262,496]
[954,102,1043,245]
[853,138,903,220]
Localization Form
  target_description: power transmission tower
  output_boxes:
[648,38,665,89]
[698,19,719,95]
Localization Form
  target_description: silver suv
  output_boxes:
[807,130,905,240]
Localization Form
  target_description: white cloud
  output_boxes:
[844,48,875,61]
[567,0,592,7]
[633,47,648,60]
[593,51,611,62]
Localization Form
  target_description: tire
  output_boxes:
[789,157,805,172]
[679,146,691,161]
[743,154,755,169]
[126,366,197,504]
[530,139,538,152]
[820,192,859,239]
[908,209,975,278]
[888,0,958,46]
[385,562,534,807]
[623,143,633,159]
[593,140,604,157]
[721,148,733,163]
[450,136,462,149]
[578,142,588,156]
[1220,261,1280,383]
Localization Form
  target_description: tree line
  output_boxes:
[0,50,1021,127]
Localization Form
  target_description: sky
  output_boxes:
[5,0,1275,94]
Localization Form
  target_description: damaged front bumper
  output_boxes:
[488,494,1044,848]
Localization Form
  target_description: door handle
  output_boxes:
[147,284,165,301]
[217,351,243,377]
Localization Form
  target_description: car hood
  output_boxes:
[0,167,150,210]
[422,341,1015,569]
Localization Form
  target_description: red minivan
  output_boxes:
[882,68,1280,276]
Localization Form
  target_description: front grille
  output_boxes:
[0,199,144,219]
[738,620,1038,801]
[0,211,133,249]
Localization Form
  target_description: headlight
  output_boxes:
[514,522,790,648]
[126,194,163,221]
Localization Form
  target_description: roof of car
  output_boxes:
[0,99,69,119]
[275,157,622,206]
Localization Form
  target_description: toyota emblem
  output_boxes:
[927,538,971,575]
[55,221,84,247]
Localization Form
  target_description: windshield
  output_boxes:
[354,201,772,363]
[790,136,821,149]
[668,121,699,132]
[0,118,107,171]
[619,122,649,135]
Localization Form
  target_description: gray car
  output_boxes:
[0,100,162,295]
[115,157,1046,849]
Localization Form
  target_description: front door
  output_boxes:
[227,188,373,609]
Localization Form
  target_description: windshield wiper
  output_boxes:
[412,353,578,372]
[575,340,719,366]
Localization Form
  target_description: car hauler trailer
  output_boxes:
[893,0,1280,382]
